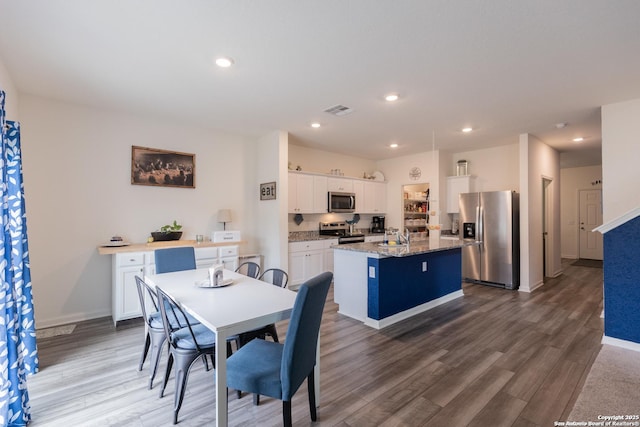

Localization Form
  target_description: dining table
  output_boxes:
[144,268,312,427]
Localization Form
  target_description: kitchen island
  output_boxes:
[333,238,474,329]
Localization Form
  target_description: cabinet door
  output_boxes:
[327,177,353,192]
[289,251,307,288]
[363,181,387,213]
[313,176,328,213]
[323,239,338,272]
[118,265,144,320]
[289,173,315,213]
[447,176,475,213]
[305,250,324,281]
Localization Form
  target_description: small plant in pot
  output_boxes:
[150,220,183,241]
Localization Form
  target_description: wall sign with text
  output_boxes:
[260,182,276,200]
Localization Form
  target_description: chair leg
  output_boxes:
[307,371,317,421]
[172,352,197,425]
[160,353,174,398]
[266,324,279,343]
[148,330,166,389]
[237,390,242,399]
[283,400,292,427]
[139,332,151,371]
[253,394,260,406]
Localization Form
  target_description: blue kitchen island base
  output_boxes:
[333,239,470,329]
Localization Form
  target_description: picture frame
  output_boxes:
[260,181,277,200]
[131,146,195,188]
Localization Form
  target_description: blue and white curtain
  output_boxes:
[0,90,38,426]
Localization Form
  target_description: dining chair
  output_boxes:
[226,271,333,426]
[154,247,196,274]
[237,268,289,348]
[157,286,223,425]
[235,261,261,279]
[135,275,168,390]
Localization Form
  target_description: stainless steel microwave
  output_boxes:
[328,192,356,213]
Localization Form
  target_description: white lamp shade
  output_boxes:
[217,209,232,223]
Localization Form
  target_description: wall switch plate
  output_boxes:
[422,261,428,272]
[369,266,376,278]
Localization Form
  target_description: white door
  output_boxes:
[579,189,603,260]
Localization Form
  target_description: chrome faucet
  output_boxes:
[397,228,410,245]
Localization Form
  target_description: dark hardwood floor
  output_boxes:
[29,259,604,426]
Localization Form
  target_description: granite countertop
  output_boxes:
[332,237,476,257]
[288,230,385,242]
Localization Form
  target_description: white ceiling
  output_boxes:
[2,1,640,167]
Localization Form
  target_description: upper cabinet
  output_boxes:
[289,173,315,213]
[327,177,353,192]
[363,181,387,213]
[289,171,387,214]
[446,175,476,213]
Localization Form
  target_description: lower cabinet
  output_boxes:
[288,241,325,289]
[111,245,238,325]
[323,239,338,273]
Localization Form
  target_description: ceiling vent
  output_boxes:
[324,104,353,116]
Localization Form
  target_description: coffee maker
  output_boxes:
[371,216,385,233]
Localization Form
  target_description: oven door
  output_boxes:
[328,192,356,213]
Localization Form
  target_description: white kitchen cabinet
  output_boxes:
[327,177,353,192]
[288,240,325,289]
[447,175,476,213]
[363,181,387,213]
[111,244,238,325]
[313,175,328,213]
[323,239,339,272]
[112,252,153,325]
[288,172,315,213]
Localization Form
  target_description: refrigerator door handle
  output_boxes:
[478,206,484,243]
[475,206,481,242]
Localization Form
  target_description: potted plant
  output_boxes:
[150,220,183,241]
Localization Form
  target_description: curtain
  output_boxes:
[0,90,38,427]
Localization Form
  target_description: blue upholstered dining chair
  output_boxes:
[154,247,196,274]
[226,271,333,426]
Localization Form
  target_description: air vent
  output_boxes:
[324,104,353,116]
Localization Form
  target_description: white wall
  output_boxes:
[0,56,19,119]
[560,165,603,259]
[256,131,289,270]
[602,98,640,223]
[376,151,440,231]
[519,133,562,292]
[451,144,520,192]
[19,94,260,327]
[288,144,378,178]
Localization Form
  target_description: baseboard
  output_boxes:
[602,335,640,353]
[550,268,563,278]
[519,279,544,293]
[364,290,464,329]
[36,308,112,329]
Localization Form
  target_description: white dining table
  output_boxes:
[144,268,306,427]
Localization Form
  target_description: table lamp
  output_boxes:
[217,209,232,230]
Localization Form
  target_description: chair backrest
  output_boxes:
[280,271,332,401]
[235,261,261,279]
[259,268,289,288]
[156,286,203,352]
[135,275,159,327]
[154,247,196,274]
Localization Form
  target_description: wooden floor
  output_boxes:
[29,259,606,426]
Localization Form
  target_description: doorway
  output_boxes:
[579,189,603,260]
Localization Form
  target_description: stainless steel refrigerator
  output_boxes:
[459,191,520,290]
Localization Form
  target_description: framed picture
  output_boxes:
[131,146,195,188]
[260,182,276,200]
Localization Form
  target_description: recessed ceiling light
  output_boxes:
[389,143,398,148]
[573,137,584,142]
[215,57,234,68]
[385,94,399,102]
[311,122,321,128]
[556,122,567,129]
[462,127,473,133]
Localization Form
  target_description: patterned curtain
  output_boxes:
[0,90,38,427]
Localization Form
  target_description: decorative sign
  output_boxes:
[260,182,277,200]
[409,167,421,181]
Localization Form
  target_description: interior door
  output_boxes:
[579,189,603,260]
